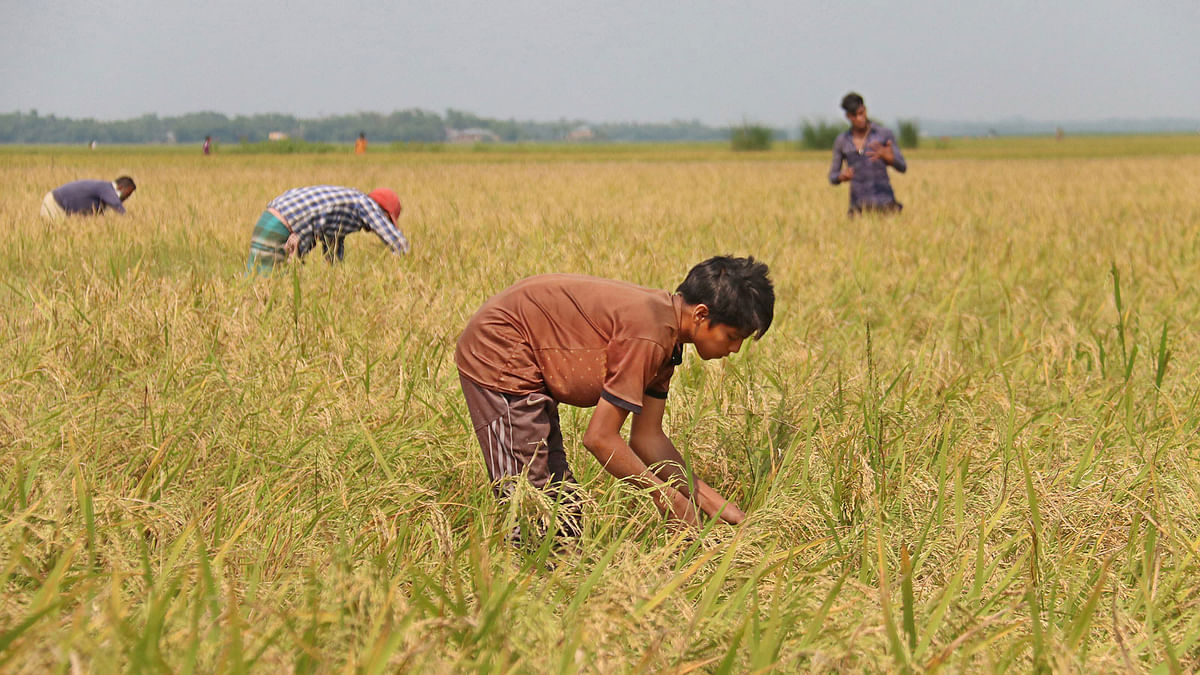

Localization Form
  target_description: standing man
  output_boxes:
[246,185,409,274]
[354,132,368,154]
[40,176,136,221]
[203,136,212,155]
[828,92,907,215]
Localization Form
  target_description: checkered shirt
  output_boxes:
[268,185,410,256]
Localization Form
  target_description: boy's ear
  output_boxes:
[692,304,709,323]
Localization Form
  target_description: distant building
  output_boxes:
[567,126,595,142]
[446,127,500,143]
[268,131,290,141]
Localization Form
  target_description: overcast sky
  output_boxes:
[2,0,1198,126]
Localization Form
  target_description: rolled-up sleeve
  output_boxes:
[361,203,410,255]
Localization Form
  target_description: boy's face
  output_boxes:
[693,319,749,360]
[846,105,868,131]
[118,185,135,201]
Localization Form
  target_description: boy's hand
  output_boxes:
[653,485,700,526]
[838,166,855,182]
[710,499,746,525]
[694,483,745,525]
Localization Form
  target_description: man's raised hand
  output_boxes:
[866,139,895,165]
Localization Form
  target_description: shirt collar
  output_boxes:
[848,122,876,136]
[669,343,683,366]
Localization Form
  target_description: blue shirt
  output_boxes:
[52,180,126,215]
[268,185,410,257]
[828,123,907,212]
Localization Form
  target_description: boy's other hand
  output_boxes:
[838,167,855,182]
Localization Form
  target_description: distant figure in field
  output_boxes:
[40,176,136,221]
[354,132,367,154]
[246,185,409,274]
[456,256,774,539]
[828,92,907,215]
[203,136,212,155]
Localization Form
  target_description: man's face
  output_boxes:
[693,318,749,360]
[846,105,868,131]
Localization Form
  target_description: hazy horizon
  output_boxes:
[5,109,1199,136]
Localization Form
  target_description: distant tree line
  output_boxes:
[0,108,753,144]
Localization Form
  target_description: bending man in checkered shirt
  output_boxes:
[246,185,409,274]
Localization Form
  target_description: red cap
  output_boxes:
[367,188,402,224]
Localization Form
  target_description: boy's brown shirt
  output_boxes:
[455,274,683,414]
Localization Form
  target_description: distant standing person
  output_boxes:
[354,132,367,154]
[246,185,409,274]
[40,176,136,221]
[203,136,212,155]
[828,92,907,215]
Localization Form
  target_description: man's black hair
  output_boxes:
[841,92,865,114]
[676,256,774,339]
[115,176,136,191]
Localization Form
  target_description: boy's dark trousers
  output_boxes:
[459,374,582,538]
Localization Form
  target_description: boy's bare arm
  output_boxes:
[691,478,746,525]
[629,397,745,524]
[584,398,699,525]
[628,397,693,491]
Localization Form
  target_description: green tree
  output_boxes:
[897,119,920,148]
[731,123,773,151]
[799,119,845,150]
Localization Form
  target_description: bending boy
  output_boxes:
[455,256,774,535]
[246,185,409,274]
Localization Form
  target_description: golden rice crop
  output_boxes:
[2,139,1199,672]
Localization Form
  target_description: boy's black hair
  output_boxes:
[676,256,774,339]
[115,176,136,191]
[841,92,865,114]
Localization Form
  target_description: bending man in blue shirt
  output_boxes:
[828,93,906,215]
[41,177,136,221]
